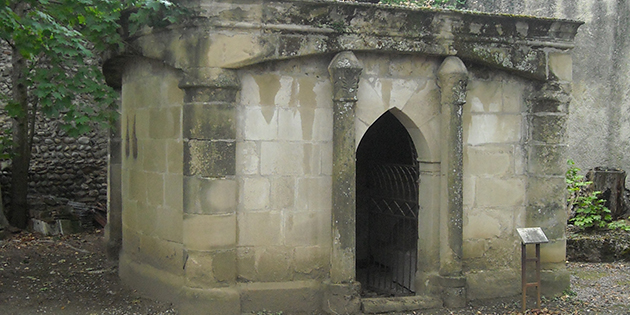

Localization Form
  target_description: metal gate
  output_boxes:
[360,163,419,296]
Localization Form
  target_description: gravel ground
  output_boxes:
[0,230,629,315]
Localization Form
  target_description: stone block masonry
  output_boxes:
[103,1,582,314]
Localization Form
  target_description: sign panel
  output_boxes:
[516,227,549,244]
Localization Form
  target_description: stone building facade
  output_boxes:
[103,1,581,314]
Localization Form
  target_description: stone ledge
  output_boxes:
[118,254,183,304]
[238,280,322,314]
[567,229,630,262]
[361,295,442,314]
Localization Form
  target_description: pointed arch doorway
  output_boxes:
[356,110,419,297]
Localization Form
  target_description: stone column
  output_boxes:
[178,67,241,315]
[437,56,468,308]
[324,51,363,315]
[525,53,572,295]
[106,98,122,260]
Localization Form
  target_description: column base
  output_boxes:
[439,275,467,308]
[322,281,361,315]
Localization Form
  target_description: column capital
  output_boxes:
[328,51,363,102]
[438,56,468,107]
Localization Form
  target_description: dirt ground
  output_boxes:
[0,230,629,315]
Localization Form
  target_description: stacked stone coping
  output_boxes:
[0,42,108,208]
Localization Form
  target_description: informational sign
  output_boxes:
[516,227,549,245]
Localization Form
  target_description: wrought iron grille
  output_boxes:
[359,163,419,296]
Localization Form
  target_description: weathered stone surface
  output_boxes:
[259,142,304,175]
[118,255,184,305]
[164,173,183,211]
[284,211,329,247]
[239,281,322,314]
[361,296,442,314]
[322,282,361,315]
[184,177,237,215]
[254,247,293,282]
[531,114,567,144]
[178,286,240,315]
[526,175,566,207]
[182,214,236,250]
[464,145,512,176]
[567,230,630,262]
[293,246,328,277]
[102,2,582,314]
[295,177,332,211]
[149,107,182,139]
[475,178,526,207]
[183,103,235,140]
[237,211,282,246]
[526,205,567,240]
[465,114,522,145]
[184,249,236,287]
[466,269,521,301]
[329,51,362,285]
[235,141,259,176]
[184,140,236,177]
[136,233,185,274]
[240,106,279,141]
[527,144,567,175]
[239,177,270,210]
[269,177,294,209]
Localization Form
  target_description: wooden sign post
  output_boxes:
[516,227,549,313]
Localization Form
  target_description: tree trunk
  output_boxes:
[586,167,629,220]
[0,185,9,230]
[8,28,32,229]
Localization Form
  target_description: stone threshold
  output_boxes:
[361,295,442,314]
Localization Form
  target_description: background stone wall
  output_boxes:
[0,42,109,208]
[465,0,630,181]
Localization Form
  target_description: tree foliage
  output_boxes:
[0,0,190,228]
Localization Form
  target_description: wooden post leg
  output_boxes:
[536,243,541,309]
[522,244,527,314]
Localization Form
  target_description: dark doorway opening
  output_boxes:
[356,111,419,297]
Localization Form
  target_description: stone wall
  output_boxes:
[0,42,108,208]
[104,2,581,314]
[466,0,630,182]
[118,57,185,297]
[236,55,333,284]
[462,66,529,299]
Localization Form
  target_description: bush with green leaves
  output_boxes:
[566,160,630,231]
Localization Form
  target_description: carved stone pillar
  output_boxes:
[437,56,468,308]
[178,67,241,315]
[525,80,571,295]
[324,51,363,315]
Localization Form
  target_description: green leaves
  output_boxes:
[127,0,191,35]
[1,0,191,139]
[566,160,630,230]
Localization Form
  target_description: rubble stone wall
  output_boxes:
[0,43,108,207]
